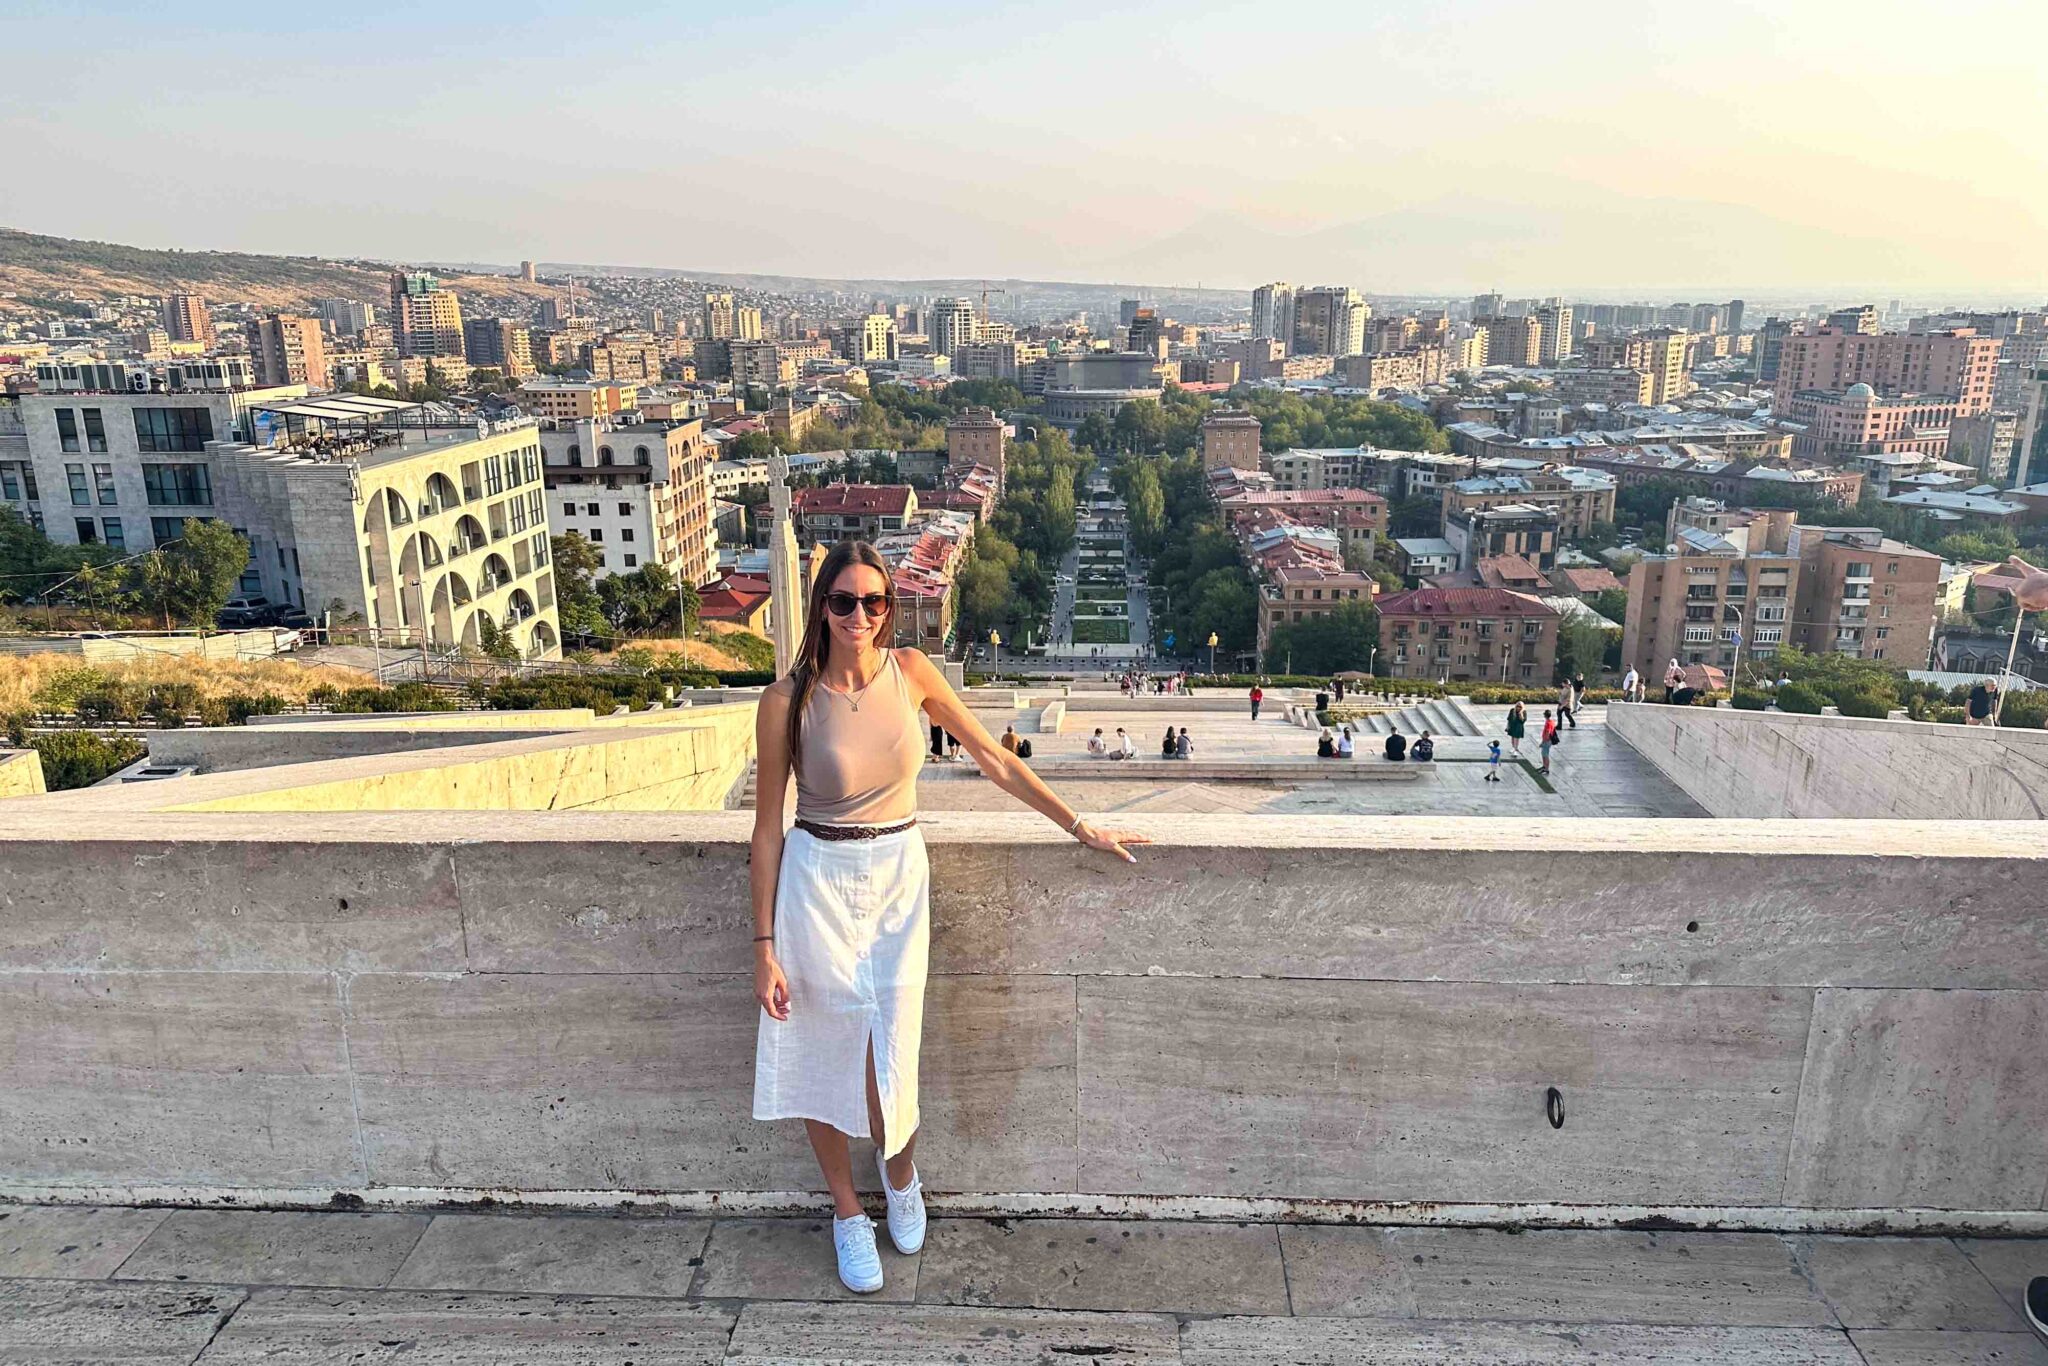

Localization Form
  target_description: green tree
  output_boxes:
[477,615,522,662]
[0,508,110,605]
[1264,600,1379,675]
[727,430,777,461]
[1555,614,1612,683]
[550,531,608,643]
[125,518,248,628]
[1387,494,1441,538]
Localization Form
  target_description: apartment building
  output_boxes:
[208,399,561,658]
[703,293,737,340]
[584,339,664,384]
[162,294,214,346]
[845,313,897,364]
[1443,502,1560,570]
[246,314,328,390]
[1776,327,2000,416]
[1579,328,1689,403]
[390,273,466,359]
[1379,587,1560,684]
[1473,315,1542,368]
[1554,367,1654,407]
[1340,347,1447,391]
[1200,409,1262,472]
[945,407,1006,486]
[517,380,636,421]
[1781,385,1960,463]
[462,319,535,378]
[1256,566,1377,655]
[538,416,717,586]
[1533,302,1574,365]
[1292,286,1368,357]
[13,383,306,550]
[1251,283,1295,343]
[1440,465,1617,539]
[754,483,921,548]
[731,339,794,388]
[1622,507,1800,681]
[952,339,1047,383]
[929,297,978,357]
[1787,524,1940,665]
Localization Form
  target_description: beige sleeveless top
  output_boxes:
[793,649,926,825]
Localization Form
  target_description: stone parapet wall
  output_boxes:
[1608,702,2048,819]
[1,811,2043,1228]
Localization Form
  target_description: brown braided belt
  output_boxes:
[794,818,919,841]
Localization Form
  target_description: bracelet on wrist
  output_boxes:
[752,934,774,944]
[1066,812,1085,836]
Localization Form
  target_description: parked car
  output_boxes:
[216,595,276,628]
[274,606,316,630]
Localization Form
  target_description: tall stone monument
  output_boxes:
[766,451,804,677]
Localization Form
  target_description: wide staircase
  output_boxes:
[1344,697,1486,738]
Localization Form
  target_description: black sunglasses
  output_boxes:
[825,591,892,617]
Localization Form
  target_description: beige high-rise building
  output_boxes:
[1251,283,1295,345]
[390,273,466,359]
[1623,505,1800,682]
[735,306,764,341]
[1474,315,1543,368]
[539,416,717,588]
[1581,328,1689,404]
[703,293,737,341]
[1787,524,1940,666]
[847,313,896,364]
[520,260,538,283]
[930,297,978,357]
[1200,410,1262,472]
[730,340,793,388]
[162,294,214,347]
[583,339,664,384]
[246,314,328,390]
[1534,302,1574,365]
[945,406,1007,487]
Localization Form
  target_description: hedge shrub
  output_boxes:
[30,732,146,791]
[1835,688,1893,719]
[1732,690,1771,710]
[1773,682,1826,714]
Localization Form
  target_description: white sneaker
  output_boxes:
[832,1213,884,1293]
[875,1150,927,1254]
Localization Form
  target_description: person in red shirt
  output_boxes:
[1539,710,1559,775]
[1248,683,1264,720]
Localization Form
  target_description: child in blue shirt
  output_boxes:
[1485,739,1504,782]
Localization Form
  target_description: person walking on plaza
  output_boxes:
[1621,664,1641,704]
[750,540,1146,1294]
[1249,682,1263,720]
[1663,658,1685,704]
[1485,738,1504,781]
[1539,709,1558,775]
[1556,677,1577,730]
[1506,701,1527,755]
[1573,672,1588,716]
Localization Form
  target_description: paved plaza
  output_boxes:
[930,698,1706,818]
[2,1203,2040,1363]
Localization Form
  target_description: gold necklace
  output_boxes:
[835,651,887,712]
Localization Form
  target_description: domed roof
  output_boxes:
[1846,382,1875,398]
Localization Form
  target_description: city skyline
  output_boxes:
[5,1,2047,296]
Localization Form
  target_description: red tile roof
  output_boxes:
[1376,587,1559,618]
[1554,566,1624,594]
[796,483,914,516]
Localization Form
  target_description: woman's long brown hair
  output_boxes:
[784,538,896,779]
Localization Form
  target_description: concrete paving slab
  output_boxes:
[196,1286,734,1363]
[913,1216,1287,1314]
[724,1300,1182,1364]
[1281,1227,1835,1326]
[1953,1238,2048,1319]
[0,971,362,1190]
[1180,1316,1864,1364]
[114,1210,429,1290]
[0,1205,168,1278]
[0,1278,244,1364]
[690,1217,919,1303]
[1077,976,1809,1204]
[389,1213,711,1298]
[1848,1331,2048,1365]
[1786,992,2048,1212]
[1797,1237,2026,1331]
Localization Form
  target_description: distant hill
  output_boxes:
[0,228,558,315]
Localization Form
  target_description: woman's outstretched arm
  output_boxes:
[751,681,794,1020]
[901,650,1148,864]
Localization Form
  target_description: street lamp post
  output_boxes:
[1728,606,1745,697]
[1207,631,1219,676]
[989,628,1001,675]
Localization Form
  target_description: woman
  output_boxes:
[1505,701,1527,755]
[1539,709,1558,774]
[751,541,1145,1294]
[1161,725,1178,759]
[1316,726,1337,758]
[1336,726,1354,758]
[1663,658,1685,704]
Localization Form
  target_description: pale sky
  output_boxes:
[4,0,2045,297]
